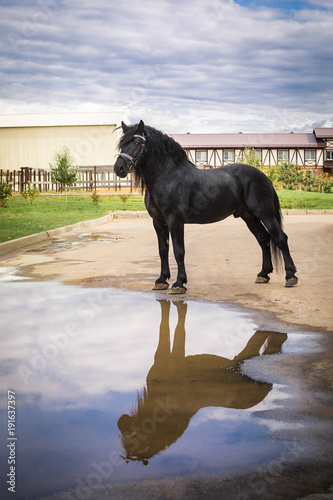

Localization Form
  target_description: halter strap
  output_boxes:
[116,134,146,172]
[133,134,146,142]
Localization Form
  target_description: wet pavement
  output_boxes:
[0,216,333,499]
[0,271,332,499]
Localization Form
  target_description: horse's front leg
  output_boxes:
[152,219,170,290]
[169,221,187,294]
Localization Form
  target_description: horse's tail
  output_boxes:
[270,186,284,273]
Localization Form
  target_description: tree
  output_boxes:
[237,147,262,170]
[50,147,79,202]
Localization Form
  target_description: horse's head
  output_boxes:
[114,120,147,178]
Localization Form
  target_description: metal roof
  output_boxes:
[170,132,324,149]
[313,128,333,139]
[0,112,128,128]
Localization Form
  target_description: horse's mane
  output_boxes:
[118,123,193,189]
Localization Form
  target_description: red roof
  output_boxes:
[170,132,324,149]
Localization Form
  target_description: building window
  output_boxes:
[224,150,234,162]
[278,150,288,162]
[327,151,333,160]
[195,150,207,163]
[255,150,262,160]
[305,150,316,161]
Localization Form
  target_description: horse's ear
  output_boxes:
[121,121,130,133]
[137,120,145,135]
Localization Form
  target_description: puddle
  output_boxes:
[78,232,131,244]
[1,254,57,267]
[0,282,320,499]
[0,266,32,282]
[14,233,131,257]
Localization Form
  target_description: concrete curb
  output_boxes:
[0,209,332,257]
[282,209,333,215]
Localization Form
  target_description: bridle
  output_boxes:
[116,134,146,173]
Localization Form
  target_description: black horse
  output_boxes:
[114,121,298,293]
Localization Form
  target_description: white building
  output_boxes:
[171,128,333,172]
[0,112,128,171]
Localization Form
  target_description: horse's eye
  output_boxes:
[134,141,140,146]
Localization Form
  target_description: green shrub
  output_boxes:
[91,190,102,205]
[264,166,279,187]
[21,184,40,204]
[316,173,333,194]
[0,182,13,207]
[276,162,304,189]
[119,194,129,206]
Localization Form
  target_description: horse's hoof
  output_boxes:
[170,286,187,295]
[285,277,298,287]
[153,282,169,290]
[255,275,270,284]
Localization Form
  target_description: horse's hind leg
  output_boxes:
[260,215,298,287]
[153,219,170,290]
[241,214,273,283]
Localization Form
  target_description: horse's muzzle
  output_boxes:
[114,157,129,178]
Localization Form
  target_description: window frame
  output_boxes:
[305,150,316,161]
[195,149,208,164]
[224,150,234,162]
[277,149,288,162]
[255,149,262,161]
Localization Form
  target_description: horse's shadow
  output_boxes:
[118,300,287,465]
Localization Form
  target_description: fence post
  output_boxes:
[94,166,97,192]
[21,167,30,192]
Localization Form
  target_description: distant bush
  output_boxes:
[275,162,304,190]
[119,194,129,206]
[91,190,102,205]
[0,182,12,207]
[267,162,333,193]
[21,183,40,204]
[315,173,333,194]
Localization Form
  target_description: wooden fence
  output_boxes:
[0,166,135,193]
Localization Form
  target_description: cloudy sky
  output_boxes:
[1,0,332,133]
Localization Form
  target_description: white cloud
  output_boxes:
[0,0,332,132]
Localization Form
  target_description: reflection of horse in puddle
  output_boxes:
[118,300,287,464]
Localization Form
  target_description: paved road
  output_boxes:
[4,212,331,331]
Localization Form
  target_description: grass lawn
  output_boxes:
[0,190,332,243]
[0,194,145,243]
[277,190,333,210]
